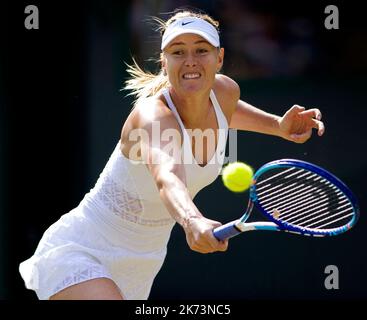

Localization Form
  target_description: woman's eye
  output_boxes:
[173,50,184,55]
[197,48,208,54]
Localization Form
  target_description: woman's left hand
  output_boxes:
[278,105,325,143]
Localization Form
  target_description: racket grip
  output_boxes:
[213,220,243,241]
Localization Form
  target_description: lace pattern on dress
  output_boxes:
[96,148,174,226]
[53,265,109,297]
[98,175,173,226]
[98,175,142,215]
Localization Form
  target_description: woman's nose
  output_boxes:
[184,53,197,67]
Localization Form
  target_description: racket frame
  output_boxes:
[214,159,359,240]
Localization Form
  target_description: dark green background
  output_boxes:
[1,0,366,301]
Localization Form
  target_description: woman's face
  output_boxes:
[162,33,224,95]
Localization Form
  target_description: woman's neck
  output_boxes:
[168,88,212,128]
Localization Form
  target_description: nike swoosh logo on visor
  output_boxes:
[181,21,194,26]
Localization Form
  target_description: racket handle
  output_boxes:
[213,220,243,241]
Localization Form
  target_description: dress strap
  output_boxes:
[162,89,187,135]
[210,89,229,130]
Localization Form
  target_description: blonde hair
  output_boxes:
[123,9,220,104]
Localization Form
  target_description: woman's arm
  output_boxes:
[230,100,325,143]
[215,75,324,144]
[230,99,281,136]
[121,99,227,254]
[149,148,227,253]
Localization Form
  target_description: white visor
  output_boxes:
[161,17,220,50]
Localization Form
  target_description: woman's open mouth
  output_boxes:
[182,72,201,79]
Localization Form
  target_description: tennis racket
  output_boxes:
[213,159,359,241]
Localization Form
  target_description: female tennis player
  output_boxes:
[19,9,324,300]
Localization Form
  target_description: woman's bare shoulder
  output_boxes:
[215,74,240,93]
[120,93,183,159]
[122,94,181,135]
[213,74,241,118]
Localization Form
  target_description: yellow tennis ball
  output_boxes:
[222,162,254,192]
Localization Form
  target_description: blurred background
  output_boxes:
[1,0,366,300]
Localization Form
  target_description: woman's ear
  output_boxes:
[217,47,224,72]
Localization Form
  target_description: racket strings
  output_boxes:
[270,188,340,214]
[258,172,326,207]
[258,174,320,201]
[285,197,351,226]
[274,188,343,218]
[255,167,355,230]
[259,176,323,207]
[256,167,299,189]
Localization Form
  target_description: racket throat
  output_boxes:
[233,220,245,232]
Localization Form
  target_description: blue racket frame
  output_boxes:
[213,159,360,240]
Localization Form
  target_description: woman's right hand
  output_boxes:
[183,216,228,254]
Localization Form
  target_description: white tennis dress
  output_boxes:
[19,88,229,300]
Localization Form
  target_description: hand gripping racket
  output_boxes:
[213,159,359,240]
